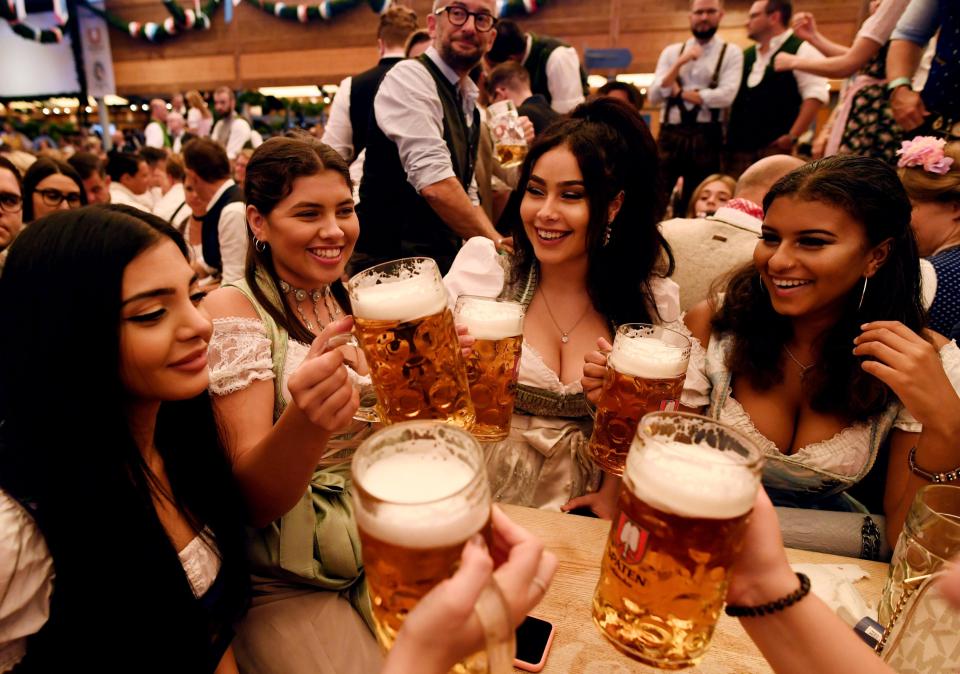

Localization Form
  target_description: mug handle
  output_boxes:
[473,577,516,674]
[323,332,381,423]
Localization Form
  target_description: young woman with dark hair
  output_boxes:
[444,96,678,516]
[0,205,253,672]
[21,157,86,222]
[201,134,382,674]
[586,155,960,552]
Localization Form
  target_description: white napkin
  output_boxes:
[791,562,876,625]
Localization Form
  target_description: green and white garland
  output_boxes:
[244,0,390,23]
[75,0,222,41]
[497,0,546,17]
[1,0,70,43]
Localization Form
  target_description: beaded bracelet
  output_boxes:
[908,446,960,483]
[724,572,811,618]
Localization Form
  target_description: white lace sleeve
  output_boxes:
[893,340,960,432]
[208,317,275,396]
[668,317,711,409]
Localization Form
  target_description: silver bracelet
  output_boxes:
[908,446,960,483]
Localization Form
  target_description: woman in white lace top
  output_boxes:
[201,136,381,674]
[445,97,681,516]
[584,156,960,553]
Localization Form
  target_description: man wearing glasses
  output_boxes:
[356,0,509,275]
[0,156,23,273]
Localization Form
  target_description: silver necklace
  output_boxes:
[540,290,590,344]
[278,280,340,333]
[783,345,812,378]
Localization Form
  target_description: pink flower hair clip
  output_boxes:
[896,136,955,175]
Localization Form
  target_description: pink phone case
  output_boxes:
[513,621,556,673]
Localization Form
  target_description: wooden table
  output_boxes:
[501,504,889,674]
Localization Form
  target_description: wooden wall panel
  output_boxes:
[106,0,869,95]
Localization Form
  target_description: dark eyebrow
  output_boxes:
[528,175,546,184]
[121,273,200,306]
[796,229,838,237]
[558,180,585,187]
[289,201,323,209]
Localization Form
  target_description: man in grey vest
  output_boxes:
[357,0,508,274]
[724,0,828,178]
[649,0,743,215]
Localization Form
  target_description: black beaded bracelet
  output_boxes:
[724,572,811,618]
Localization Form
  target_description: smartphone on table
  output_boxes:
[514,615,555,672]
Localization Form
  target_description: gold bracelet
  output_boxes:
[908,446,960,483]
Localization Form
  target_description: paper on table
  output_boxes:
[792,562,877,626]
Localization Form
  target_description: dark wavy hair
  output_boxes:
[713,155,924,420]
[22,156,87,222]
[500,96,672,327]
[243,134,353,345]
[0,205,250,670]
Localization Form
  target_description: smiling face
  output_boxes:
[429,0,498,74]
[519,145,594,268]
[119,239,213,404]
[693,179,733,217]
[247,169,359,289]
[755,196,890,322]
[32,173,83,220]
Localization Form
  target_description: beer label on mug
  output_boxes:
[659,399,681,412]
[613,511,650,566]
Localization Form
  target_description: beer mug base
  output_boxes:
[588,446,627,477]
[471,424,509,442]
[591,598,706,670]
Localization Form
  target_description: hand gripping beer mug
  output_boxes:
[879,484,960,624]
[487,100,528,169]
[593,412,764,669]
[587,323,691,475]
[454,295,524,441]
[347,258,475,427]
[353,421,514,673]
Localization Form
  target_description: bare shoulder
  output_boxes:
[203,285,259,320]
[683,300,715,347]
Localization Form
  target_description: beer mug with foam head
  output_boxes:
[592,412,763,669]
[487,100,528,169]
[454,295,525,441]
[347,257,475,428]
[352,421,513,674]
[587,323,691,475]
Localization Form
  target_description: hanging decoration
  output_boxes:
[75,0,221,42]
[496,0,545,17]
[243,0,391,23]
[1,0,70,43]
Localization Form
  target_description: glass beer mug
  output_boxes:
[587,323,691,475]
[352,421,514,673]
[346,257,475,428]
[592,412,764,669]
[487,100,528,169]
[454,295,524,441]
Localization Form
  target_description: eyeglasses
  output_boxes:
[0,192,22,214]
[37,188,82,208]
[434,5,497,32]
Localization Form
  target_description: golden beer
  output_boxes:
[588,324,691,475]
[592,412,763,669]
[348,258,475,428]
[454,296,525,441]
[495,144,527,169]
[352,422,502,673]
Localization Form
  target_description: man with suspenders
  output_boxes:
[649,0,744,215]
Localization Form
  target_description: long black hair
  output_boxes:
[713,155,924,420]
[243,134,353,345]
[501,96,673,326]
[21,156,87,222]
[0,205,250,671]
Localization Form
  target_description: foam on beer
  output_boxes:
[456,299,523,341]
[356,447,489,549]
[352,274,447,323]
[609,335,688,379]
[625,440,757,520]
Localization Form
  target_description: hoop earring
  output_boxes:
[757,273,767,294]
[253,236,267,253]
[858,276,868,311]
